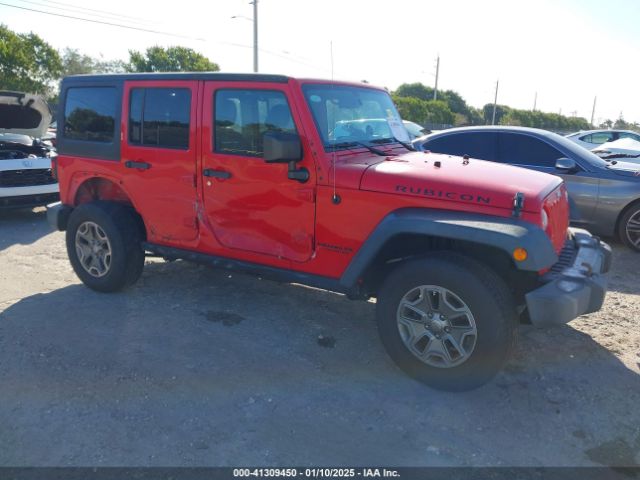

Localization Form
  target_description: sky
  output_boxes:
[1,0,639,124]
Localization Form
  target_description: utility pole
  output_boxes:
[433,55,440,100]
[590,96,597,126]
[533,92,537,111]
[491,80,499,125]
[252,0,258,73]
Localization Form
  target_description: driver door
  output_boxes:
[200,82,316,263]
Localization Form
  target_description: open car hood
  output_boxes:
[0,91,52,138]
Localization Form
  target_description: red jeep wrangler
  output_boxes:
[48,73,611,390]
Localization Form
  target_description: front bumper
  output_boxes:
[0,192,59,209]
[525,228,611,327]
[46,201,73,231]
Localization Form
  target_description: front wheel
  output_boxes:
[66,201,145,292]
[376,253,518,391]
[618,202,640,252]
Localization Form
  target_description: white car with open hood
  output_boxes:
[0,91,59,209]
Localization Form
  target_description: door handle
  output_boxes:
[124,160,151,170]
[203,169,232,179]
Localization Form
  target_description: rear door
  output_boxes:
[200,81,316,262]
[496,132,600,227]
[121,81,199,242]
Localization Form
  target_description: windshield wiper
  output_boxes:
[329,141,387,156]
[371,137,416,152]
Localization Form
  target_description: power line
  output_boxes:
[37,0,157,24]
[0,1,330,73]
[0,1,205,41]
[12,0,158,26]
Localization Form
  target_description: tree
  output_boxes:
[0,24,62,96]
[395,83,479,125]
[60,48,127,77]
[496,106,590,132]
[612,115,640,131]
[392,95,455,125]
[128,46,219,73]
[60,48,96,76]
[395,83,434,102]
[482,104,510,125]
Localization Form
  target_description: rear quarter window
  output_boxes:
[58,83,122,161]
[63,87,117,143]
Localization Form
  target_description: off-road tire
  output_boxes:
[66,201,145,292]
[618,201,640,252]
[376,252,518,391]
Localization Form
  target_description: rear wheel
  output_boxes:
[376,253,518,391]
[618,202,640,252]
[66,201,145,292]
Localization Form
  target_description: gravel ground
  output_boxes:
[0,208,639,467]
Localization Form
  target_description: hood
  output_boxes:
[0,91,52,138]
[360,152,563,213]
[605,160,640,177]
[593,137,640,156]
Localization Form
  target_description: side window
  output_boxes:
[586,132,614,144]
[425,133,497,161]
[214,89,296,157]
[128,88,191,149]
[64,87,116,142]
[498,133,564,168]
[618,132,640,141]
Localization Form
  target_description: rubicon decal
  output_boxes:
[395,185,491,204]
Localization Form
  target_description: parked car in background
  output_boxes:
[414,126,640,251]
[592,137,640,164]
[566,129,640,149]
[42,121,57,147]
[0,91,59,209]
[402,120,429,139]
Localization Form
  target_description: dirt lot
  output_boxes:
[0,208,639,467]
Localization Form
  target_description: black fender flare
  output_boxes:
[339,208,558,291]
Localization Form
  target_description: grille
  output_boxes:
[547,240,577,278]
[543,184,570,253]
[0,169,56,187]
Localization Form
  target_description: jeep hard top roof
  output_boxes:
[60,73,386,91]
[61,72,291,84]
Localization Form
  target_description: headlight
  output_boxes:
[541,209,549,230]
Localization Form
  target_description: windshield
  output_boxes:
[403,121,425,139]
[552,133,610,168]
[302,84,404,150]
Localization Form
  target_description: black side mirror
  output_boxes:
[263,131,308,183]
[263,131,302,163]
[555,157,578,172]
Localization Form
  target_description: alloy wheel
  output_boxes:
[75,221,112,278]
[625,209,640,249]
[396,285,477,368]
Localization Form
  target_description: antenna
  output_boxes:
[491,79,499,125]
[330,41,340,205]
